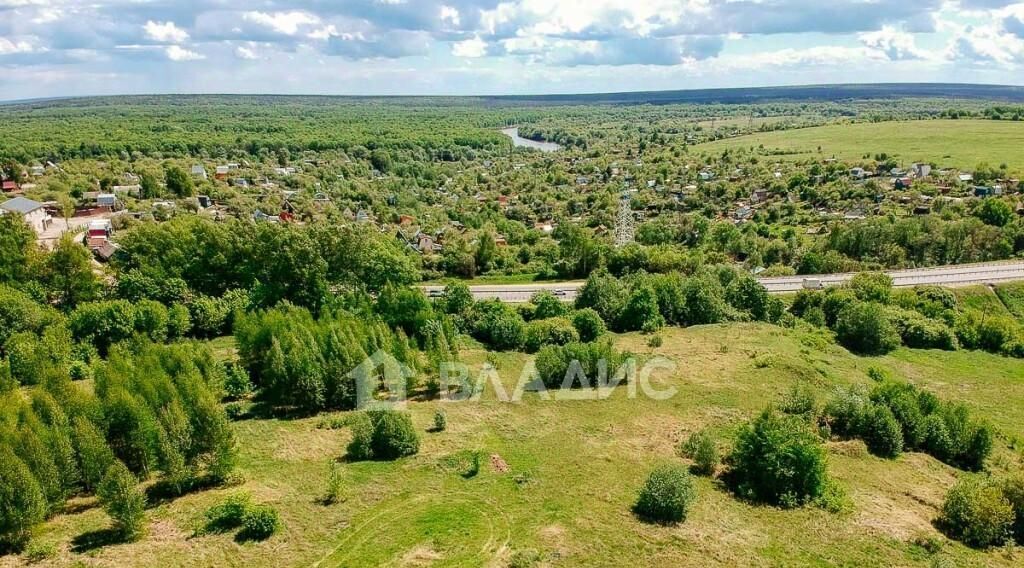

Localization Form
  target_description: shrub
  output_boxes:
[239,504,281,541]
[1000,474,1024,544]
[346,413,374,461]
[823,386,869,439]
[523,318,579,353]
[471,301,526,351]
[432,409,447,432]
[97,461,146,540]
[347,410,420,461]
[922,414,954,460]
[728,408,828,507]
[571,309,606,342]
[887,307,958,351]
[834,302,901,355]
[535,340,624,389]
[223,362,254,400]
[647,334,663,348]
[0,448,46,550]
[779,382,817,419]
[204,493,253,533]
[618,285,664,333]
[860,404,904,459]
[23,539,57,562]
[679,430,718,476]
[849,272,893,304]
[530,291,568,320]
[633,464,697,524]
[939,478,1013,549]
[323,462,344,505]
[369,409,420,460]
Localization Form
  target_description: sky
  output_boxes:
[2,1,1024,100]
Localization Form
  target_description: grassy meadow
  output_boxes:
[698,120,1024,172]
[10,315,1024,567]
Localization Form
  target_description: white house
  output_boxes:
[1,196,52,234]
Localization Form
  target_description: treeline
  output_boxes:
[0,340,235,549]
[114,216,420,309]
[0,99,512,162]
[234,287,459,414]
[791,273,1023,358]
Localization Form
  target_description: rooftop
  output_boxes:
[1,196,45,215]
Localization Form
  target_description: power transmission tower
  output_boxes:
[614,194,635,247]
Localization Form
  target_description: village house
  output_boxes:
[29,165,45,177]
[1,196,52,234]
[2,180,20,193]
[191,165,208,180]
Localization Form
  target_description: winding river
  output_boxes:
[501,127,561,152]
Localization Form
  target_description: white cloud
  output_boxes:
[859,26,933,60]
[144,20,189,44]
[0,37,35,55]
[235,45,258,60]
[165,45,204,61]
[243,11,320,36]
[452,36,487,57]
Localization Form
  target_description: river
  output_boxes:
[500,127,561,152]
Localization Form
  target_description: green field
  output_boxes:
[699,120,1024,171]
[20,322,1024,567]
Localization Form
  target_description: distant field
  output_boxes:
[698,120,1024,171]
[23,323,1024,567]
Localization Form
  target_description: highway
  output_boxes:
[420,260,1024,303]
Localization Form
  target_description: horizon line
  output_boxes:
[4,81,1024,105]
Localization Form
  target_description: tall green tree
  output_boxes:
[164,165,194,198]
[0,214,36,285]
[45,235,98,309]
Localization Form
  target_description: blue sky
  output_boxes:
[2,1,1024,99]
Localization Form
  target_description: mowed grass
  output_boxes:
[13,324,1024,567]
[698,120,1024,171]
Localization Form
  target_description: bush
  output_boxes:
[0,448,46,550]
[859,404,904,459]
[679,430,718,476]
[887,307,958,351]
[921,414,954,460]
[223,362,254,400]
[534,340,624,389]
[523,318,580,353]
[728,408,828,507]
[779,383,817,419]
[849,272,893,304]
[939,478,1014,549]
[530,291,568,320]
[471,301,526,351]
[571,309,606,342]
[647,334,663,348]
[323,462,344,505]
[239,504,281,541]
[97,461,146,540]
[346,413,375,461]
[834,302,901,355]
[618,285,665,333]
[204,493,253,533]
[823,386,869,439]
[432,409,447,432]
[633,464,697,524]
[1000,474,1024,544]
[347,410,420,461]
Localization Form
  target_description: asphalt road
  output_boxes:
[420,260,1024,303]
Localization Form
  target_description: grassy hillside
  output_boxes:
[698,120,1024,171]
[15,323,1024,567]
